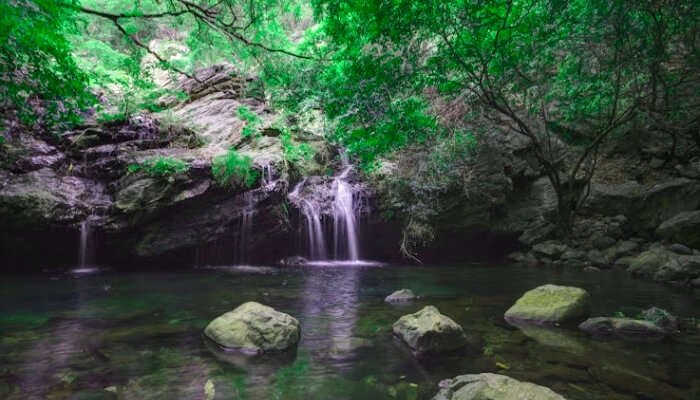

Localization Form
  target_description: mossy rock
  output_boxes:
[504,284,591,324]
[432,373,567,400]
[204,302,300,353]
[392,305,466,354]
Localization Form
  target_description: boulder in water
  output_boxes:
[432,373,567,400]
[578,317,666,341]
[278,256,309,266]
[504,284,591,324]
[392,305,466,354]
[385,289,417,303]
[641,306,679,331]
[204,302,300,353]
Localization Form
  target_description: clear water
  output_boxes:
[1,263,699,399]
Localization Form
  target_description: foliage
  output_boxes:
[309,0,699,234]
[212,148,259,188]
[127,157,189,179]
[280,130,315,163]
[0,0,94,130]
[238,106,262,138]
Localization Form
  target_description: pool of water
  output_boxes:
[1,263,699,399]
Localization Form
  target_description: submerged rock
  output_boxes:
[432,373,567,400]
[504,284,591,324]
[578,317,666,341]
[392,305,466,354]
[385,289,417,303]
[204,302,300,353]
[278,256,309,266]
[641,307,679,331]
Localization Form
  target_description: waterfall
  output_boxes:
[333,166,359,261]
[235,192,255,264]
[78,221,89,267]
[288,160,366,262]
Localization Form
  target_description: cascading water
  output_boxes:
[234,191,255,264]
[78,221,90,268]
[288,159,367,262]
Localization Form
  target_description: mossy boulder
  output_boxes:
[578,317,666,341]
[204,302,300,353]
[385,289,417,303]
[432,373,567,400]
[392,305,466,354]
[504,284,591,324]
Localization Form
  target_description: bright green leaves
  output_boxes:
[0,0,93,130]
[212,149,259,188]
[238,106,263,138]
[127,157,190,179]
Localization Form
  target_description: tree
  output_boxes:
[1,0,93,131]
[311,0,699,235]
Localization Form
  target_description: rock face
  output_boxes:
[0,63,331,267]
[392,305,466,354]
[504,284,591,324]
[204,302,300,353]
[385,289,417,303]
[578,317,666,341]
[657,210,700,248]
[432,373,567,400]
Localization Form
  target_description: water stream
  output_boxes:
[288,161,366,262]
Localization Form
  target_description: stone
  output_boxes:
[583,266,600,273]
[432,373,567,400]
[626,249,671,278]
[603,240,639,259]
[204,302,300,353]
[592,235,616,250]
[657,211,700,248]
[653,255,700,282]
[504,284,591,324]
[586,249,611,267]
[532,242,568,259]
[278,256,309,266]
[385,289,417,303]
[392,305,466,354]
[578,317,665,341]
[669,243,693,255]
[641,307,679,331]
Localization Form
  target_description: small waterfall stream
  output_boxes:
[288,159,367,262]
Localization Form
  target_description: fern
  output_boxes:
[212,148,259,188]
[127,157,189,178]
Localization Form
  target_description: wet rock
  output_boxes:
[583,266,600,273]
[504,284,591,324]
[603,241,639,259]
[626,249,671,278]
[532,242,568,259]
[432,373,567,400]
[578,317,665,341]
[0,168,92,224]
[586,249,611,267]
[592,235,616,250]
[653,254,700,282]
[278,256,308,266]
[669,243,693,255]
[657,211,700,248]
[641,307,679,331]
[204,302,300,353]
[385,289,417,303]
[392,305,466,354]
